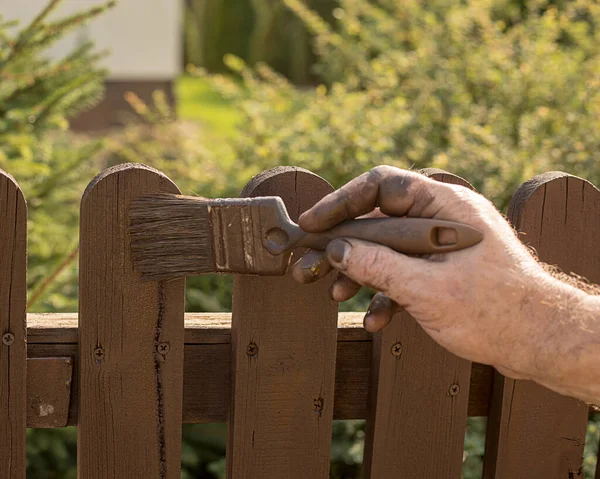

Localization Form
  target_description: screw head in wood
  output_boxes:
[448,384,460,396]
[312,397,324,413]
[2,333,14,346]
[391,342,403,357]
[246,342,258,357]
[93,347,105,360]
[157,342,170,354]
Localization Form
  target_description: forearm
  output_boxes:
[529,279,600,404]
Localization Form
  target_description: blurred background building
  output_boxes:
[4,0,181,130]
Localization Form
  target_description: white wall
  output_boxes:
[1,0,181,79]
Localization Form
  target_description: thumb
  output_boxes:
[325,238,427,303]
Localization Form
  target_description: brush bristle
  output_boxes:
[129,194,215,280]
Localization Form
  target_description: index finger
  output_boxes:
[298,166,457,232]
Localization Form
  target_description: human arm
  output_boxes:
[291,165,600,404]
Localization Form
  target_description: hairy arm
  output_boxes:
[534,286,600,404]
[291,165,600,405]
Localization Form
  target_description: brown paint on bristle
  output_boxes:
[129,194,292,280]
[129,194,215,280]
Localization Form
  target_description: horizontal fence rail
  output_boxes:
[27,312,495,429]
[1,162,599,479]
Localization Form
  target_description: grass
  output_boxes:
[175,75,241,140]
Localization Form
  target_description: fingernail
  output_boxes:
[363,311,387,333]
[328,282,336,300]
[363,311,377,332]
[298,211,310,228]
[303,255,325,278]
[327,239,351,269]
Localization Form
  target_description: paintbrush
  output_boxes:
[129,194,483,281]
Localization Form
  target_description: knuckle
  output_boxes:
[445,186,489,217]
[370,165,396,178]
[405,179,437,215]
[449,185,490,208]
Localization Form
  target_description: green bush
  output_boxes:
[0,0,115,312]
[204,0,600,212]
[184,0,338,84]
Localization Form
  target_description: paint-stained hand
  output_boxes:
[291,165,583,381]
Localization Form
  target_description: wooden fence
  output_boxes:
[1,162,599,478]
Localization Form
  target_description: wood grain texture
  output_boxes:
[0,170,27,478]
[25,339,494,428]
[227,166,338,479]
[27,313,492,427]
[362,169,474,479]
[78,164,185,478]
[484,172,599,479]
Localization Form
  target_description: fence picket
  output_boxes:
[483,172,600,478]
[227,166,338,478]
[78,164,185,478]
[0,170,27,478]
[362,168,474,479]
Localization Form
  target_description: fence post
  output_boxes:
[362,168,474,478]
[483,172,599,478]
[0,169,27,478]
[78,163,185,478]
[227,166,338,478]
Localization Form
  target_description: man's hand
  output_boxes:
[291,166,598,397]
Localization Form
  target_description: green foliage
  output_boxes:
[204,0,600,211]
[0,0,113,312]
[176,75,242,140]
[183,0,338,84]
[330,421,365,477]
[463,418,486,477]
[26,427,77,478]
[585,413,600,477]
[0,0,113,136]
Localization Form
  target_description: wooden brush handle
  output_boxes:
[264,217,483,256]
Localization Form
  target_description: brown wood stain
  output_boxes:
[484,172,600,478]
[78,164,185,478]
[227,166,339,479]
[362,169,474,479]
[0,170,27,478]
